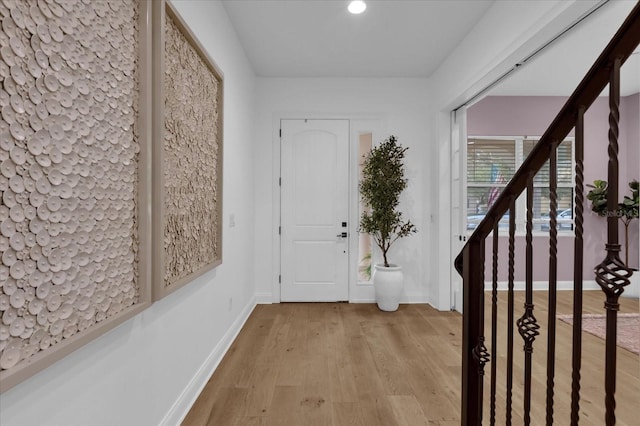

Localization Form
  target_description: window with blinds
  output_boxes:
[467,137,574,232]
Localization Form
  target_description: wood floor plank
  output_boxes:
[300,393,332,426]
[183,386,247,426]
[344,326,389,403]
[183,292,639,426]
[234,417,267,426]
[403,357,459,423]
[387,395,431,426]
[327,354,359,403]
[362,321,415,396]
[357,398,397,426]
[266,385,302,426]
[331,402,364,426]
[258,312,291,365]
[274,304,317,386]
[300,354,333,426]
[180,379,221,426]
[244,363,279,417]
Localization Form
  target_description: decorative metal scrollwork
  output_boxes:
[517,304,540,353]
[472,337,490,375]
[595,248,632,302]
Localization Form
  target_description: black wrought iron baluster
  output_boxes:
[594,57,632,426]
[546,142,559,426]
[490,223,499,426]
[506,197,516,426]
[517,172,540,426]
[472,241,489,425]
[570,107,586,426]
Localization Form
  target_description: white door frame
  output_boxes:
[348,119,386,303]
[450,108,467,312]
[270,113,386,303]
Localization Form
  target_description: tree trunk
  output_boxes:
[383,244,389,267]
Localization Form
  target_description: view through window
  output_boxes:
[358,133,373,281]
[467,137,574,232]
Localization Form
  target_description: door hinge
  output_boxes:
[279,177,281,186]
[279,275,281,283]
[279,226,281,235]
[279,128,282,137]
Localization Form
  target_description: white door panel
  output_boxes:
[451,109,467,312]
[292,133,336,226]
[281,119,349,302]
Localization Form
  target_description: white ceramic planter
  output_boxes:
[373,264,403,311]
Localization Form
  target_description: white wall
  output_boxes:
[0,1,257,425]
[427,0,605,310]
[253,78,430,304]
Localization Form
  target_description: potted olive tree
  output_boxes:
[359,135,417,311]
[587,179,639,297]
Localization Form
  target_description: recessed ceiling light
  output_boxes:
[348,0,367,15]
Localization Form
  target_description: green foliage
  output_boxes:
[620,180,639,223]
[586,179,608,216]
[586,179,639,267]
[359,135,417,267]
[586,179,639,221]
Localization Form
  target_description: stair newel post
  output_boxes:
[462,240,486,426]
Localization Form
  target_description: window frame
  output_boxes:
[466,135,576,235]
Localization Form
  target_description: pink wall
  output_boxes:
[621,94,639,269]
[468,95,639,282]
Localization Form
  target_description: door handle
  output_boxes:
[336,232,348,238]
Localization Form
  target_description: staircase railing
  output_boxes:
[454,3,640,425]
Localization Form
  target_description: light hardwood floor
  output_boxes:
[183,292,639,426]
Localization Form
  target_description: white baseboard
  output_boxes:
[402,293,430,304]
[350,293,428,304]
[160,296,257,426]
[350,297,376,303]
[484,280,600,291]
[255,292,273,304]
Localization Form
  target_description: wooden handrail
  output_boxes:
[455,1,640,275]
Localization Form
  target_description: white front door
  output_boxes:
[280,119,349,302]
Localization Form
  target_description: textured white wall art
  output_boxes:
[0,0,152,391]
[152,0,223,300]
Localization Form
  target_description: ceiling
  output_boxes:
[489,0,640,97]
[221,0,494,78]
[221,0,639,96]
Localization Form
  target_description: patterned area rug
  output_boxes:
[558,313,640,355]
